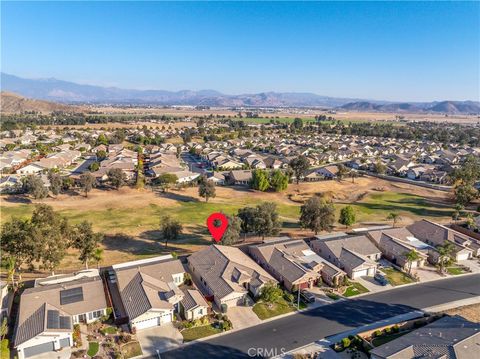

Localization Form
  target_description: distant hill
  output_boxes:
[340,100,480,114]
[1,73,478,113]
[0,73,362,107]
[0,91,83,114]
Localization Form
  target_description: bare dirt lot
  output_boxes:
[440,303,480,323]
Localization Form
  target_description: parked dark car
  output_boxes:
[374,273,389,286]
[300,290,316,303]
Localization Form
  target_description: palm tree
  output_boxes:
[436,242,455,274]
[404,249,421,274]
[92,248,104,269]
[387,212,402,227]
[5,256,16,290]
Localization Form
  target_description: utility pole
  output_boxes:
[297,287,300,310]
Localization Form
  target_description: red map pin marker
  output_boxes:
[207,213,229,242]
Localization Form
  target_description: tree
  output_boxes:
[238,206,258,235]
[289,155,310,184]
[292,118,303,131]
[350,170,358,183]
[88,162,100,172]
[79,172,95,197]
[387,212,401,227]
[374,160,387,174]
[337,164,349,181]
[71,221,103,269]
[155,173,178,193]
[339,205,356,229]
[0,218,35,283]
[30,204,71,275]
[255,202,280,239]
[96,134,108,146]
[23,175,48,199]
[160,215,182,247]
[436,242,454,273]
[269,170,288,192]
[251,169,270,191]
[404,249,421,274]
[107,168,126,189]
[96,150,107,161]
[259,282,283,303]
[221,215,242,245]
[198,178,216,202]
[92,248,104,269]
[48,172,63,196]
[300,196,335,234]
[451,210,461,223]
[454,183,479,206]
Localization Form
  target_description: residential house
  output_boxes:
[227,170,252,185]
[407,220,477,260]
[367,227,428,270]
[317,165,339,179]
[180,289,209,321]
[249,238,346,290]
[14,270,107,359]
[188,245,277,309]
[310,235,381,279]
[109,255,185,331]
[370,316,480,359]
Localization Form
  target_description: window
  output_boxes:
[198,308,203,315]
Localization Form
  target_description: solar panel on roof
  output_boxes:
[59,316,71,329]
[60,286,84,305]
[46,310,60,329]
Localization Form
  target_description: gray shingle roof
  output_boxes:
[370,316,480,359]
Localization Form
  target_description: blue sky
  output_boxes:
[1,1,479,101]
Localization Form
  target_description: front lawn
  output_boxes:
[446,266,467,275]
[372,331,411,347]
[382,267,415,286]
[253,297,295,320]
[100,326,118,335]
[181,324,222,342]
[121,341,142,359]
[87,342,99,357]
[343,282,369,297]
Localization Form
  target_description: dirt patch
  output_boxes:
[439,303,480,323]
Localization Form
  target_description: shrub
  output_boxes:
[1,339,9,359]
[392,325,400,333]
[119,333,132,344]
[71,350,86,358]
[341,337,351,349]
[283,293,294,303]
[215,313,223,321]
[221,303,228,313]
[384,327,392,334]
[373,330,382,337]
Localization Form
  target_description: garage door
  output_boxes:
[133,316,160,330]
[59,337,70,348]
[457,252,470,261]
[222,296,244,308]
[24,341,55,358]
[352,269,368,278]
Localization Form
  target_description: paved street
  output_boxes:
[162,274,480,359]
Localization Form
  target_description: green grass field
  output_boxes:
[253,297,296,320]
[87,342,99,357]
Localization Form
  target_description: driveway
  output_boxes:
[228,306,261,329]
[136,322,183,356]
[29,348,72,359]
[414,265,443,282]
[459,258,480,273]
[356,276,392,293]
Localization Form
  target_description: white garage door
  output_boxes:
[457,252,470,261]
[352,269,368,279]
[133,316,160,330]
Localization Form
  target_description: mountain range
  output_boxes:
[1,73,479,114]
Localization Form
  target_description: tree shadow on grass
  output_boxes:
[160,191,200,203]
[102,233,187,256]
[2,195,32,204]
